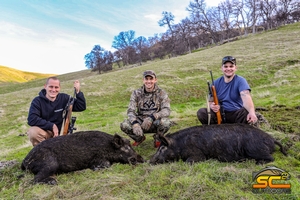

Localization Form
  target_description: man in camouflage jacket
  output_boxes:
[120,70,171,147]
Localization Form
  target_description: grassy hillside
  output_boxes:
[0,65,56,83]
[0,22,300,199]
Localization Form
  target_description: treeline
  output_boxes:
[84,0,300,73]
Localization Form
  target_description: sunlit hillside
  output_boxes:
[0,65,56,83]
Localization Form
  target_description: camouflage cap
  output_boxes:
[143,70,156,78]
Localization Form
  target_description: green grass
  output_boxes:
[0,22,300,199]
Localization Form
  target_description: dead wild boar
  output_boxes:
[21,131,144,185]
[150,123,287,165]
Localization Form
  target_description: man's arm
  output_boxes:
[72,80,86,112]
[127,91,138,124]
[240,90,257,123]
[27,99,54,131]
[153,90,171,119]
[72,92,86,111]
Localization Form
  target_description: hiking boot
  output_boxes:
[132,136,146,146]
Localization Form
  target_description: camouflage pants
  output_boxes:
[120,117,171,142]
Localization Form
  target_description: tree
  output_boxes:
[231,0,253,35]
[290,1,300,22]
[148,34,166,60]
[258,0,277,30]
[275,0,297,25]
[84,45,113,74]
[158,11,176,56]
[187,0,219,44]
[113,50,122,68]
[112,30,136,66]
[249,0,261,33]
[215,1,235,40]
[174,18,193,54]
[133,36,150,64]
[158,11,175,31]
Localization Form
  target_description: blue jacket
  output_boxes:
[27,89,86,133]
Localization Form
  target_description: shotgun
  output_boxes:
[62,88,77,135]
[209,71,222,124]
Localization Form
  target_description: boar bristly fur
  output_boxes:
[21,131,144,185]
[150,124,287,165]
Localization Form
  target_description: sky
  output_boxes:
[0,0,221,75]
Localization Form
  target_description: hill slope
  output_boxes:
[0,65,56,83]
[0,22,299,199]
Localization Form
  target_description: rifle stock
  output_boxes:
[63,88,76,135]
[209,71,222,124]
[63,104,73,135]
[211,85,222,124]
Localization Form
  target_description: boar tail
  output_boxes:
[274,140,288,156]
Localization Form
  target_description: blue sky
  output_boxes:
[0,0,221,74]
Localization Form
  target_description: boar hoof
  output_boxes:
[35,177,57,185]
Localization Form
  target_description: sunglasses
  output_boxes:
[222,56,236,64]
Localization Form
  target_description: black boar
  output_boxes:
[21,131,144,185]
[150,124,287,165]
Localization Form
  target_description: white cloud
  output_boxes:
[144,14,161,22]
[0,0,223,74]
[0,21,37,37]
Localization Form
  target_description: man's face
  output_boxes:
[44,79,60,101]
[221,62,237,78]
[143,76,157,92]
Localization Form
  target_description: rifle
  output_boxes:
[62,88,77,135]
[208,71,222,124]
[206,81,212,125]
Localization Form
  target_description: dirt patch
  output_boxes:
[258,105,300,134]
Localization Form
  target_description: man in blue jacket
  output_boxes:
[27,77,86,146]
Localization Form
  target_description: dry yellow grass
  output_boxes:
[0,65,56,83]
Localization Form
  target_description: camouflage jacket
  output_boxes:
[127,84,171,124]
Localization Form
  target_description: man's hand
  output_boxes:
[141,117,153,131]
[247,112,258,124]
[53,124,59,137]
[210,102,220,113]
[132,123,143,136]
[74,80,80,94]
[153,113,160,120]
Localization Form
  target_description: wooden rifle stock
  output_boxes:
[210,71,222,124]
[211,85,222,124]
[63,104,73,135]
[63,88,76,135]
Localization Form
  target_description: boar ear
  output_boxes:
[112,134,124,148]
[159,135,170,146]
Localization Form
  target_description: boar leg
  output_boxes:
[91,160,111,170]
[33,156,59,185]
[245,147,274,164]
[255,156,274,165]
[185,153,206,164]
[34,175,57,185]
